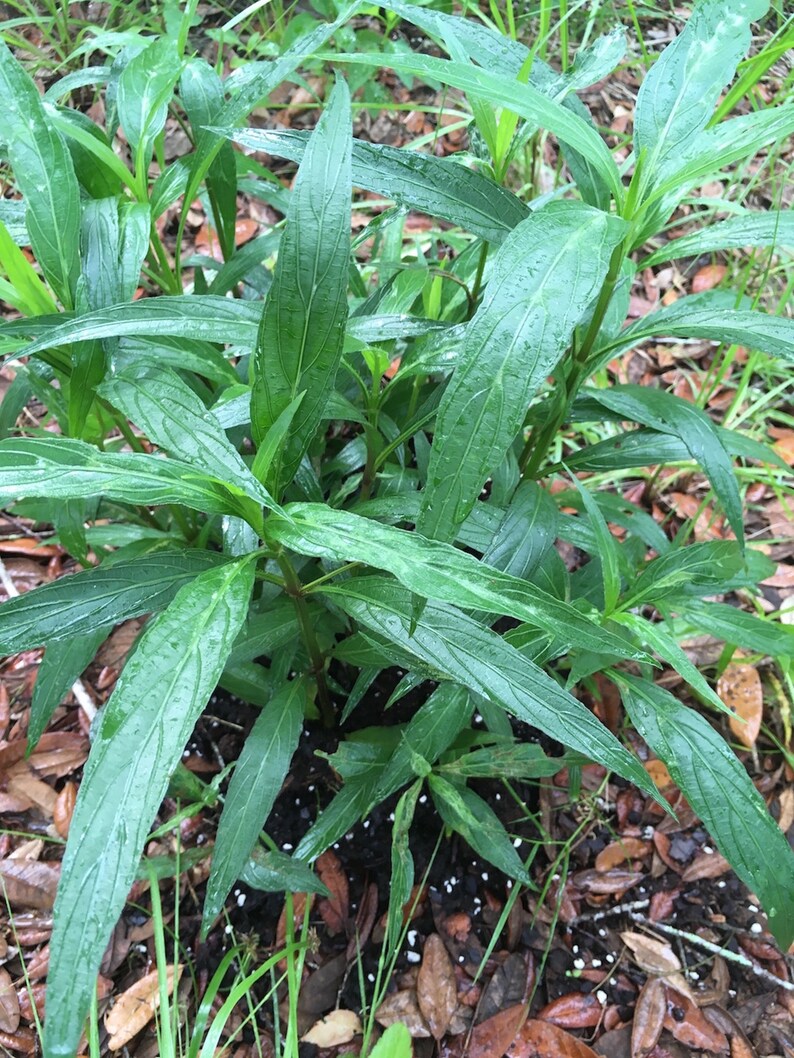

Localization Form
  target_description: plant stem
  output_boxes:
[277,554,334,726]
[469,240,490,313]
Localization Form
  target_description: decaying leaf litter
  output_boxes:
[0,1,794,1057]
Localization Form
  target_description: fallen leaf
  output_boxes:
[643,758,675,791]
[468,1004,526,1058]
[595,838,651,871]
[663,986,728,1052]
[301,1009,362,1048]
[691,264,727,292]
[0,968,20,1033]
[770,428,794,466]
[621,931,681,976]
[417,933,457,1040]
[375,990,431,1037]
[537,991,602,1028]
[631,978,665,1058]
[682,848,731,882]
[572,869,644,897]
[0,860,59,909]
[718,664,763,749]
[506,1018,600,1058]
[105,965,182,1050]
[316,849,349,936]
[6,771,57,815]
[53,781,77,839]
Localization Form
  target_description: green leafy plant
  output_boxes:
[1,2,793,1055]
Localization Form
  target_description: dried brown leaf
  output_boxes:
[537,991,602,1028]
[718,664,763,749]
[0,969,20,1034]
[682,849,731,882]
[417,933,457,1040]
[662,986,728,1052]
[375,990,431,1037]
[468,1004,526,1058]
[692,264,727,292]
[53,781,77,839]
[105,965,182,1050]
[631,978,665,1058]
[620,931,681,976]
[316,849,349,936]
[507,1018,600,1058]
[0,860,59,910]
[595,839,651,872]
[573,869,644,897]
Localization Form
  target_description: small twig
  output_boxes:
[0,556,97,724]
[628,912,794,993]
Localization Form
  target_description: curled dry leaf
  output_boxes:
[301,1009,362,1048]
[691,264,727,293]
[631,977,665,1058]
[718,664,763,749]
[682,848,731,882]
[53,781,77,839]
[573,869,645,897]
[0,968,20,1034]
[417,933,458,1040]
[0,859,60,910]
[104,965,182,1051]
[375,989,431,1038]
[506,1018,600,1058]
[620,930,694,1000]
[316,849,349,936]
[537,992,602,1029]
[468,1003,526,1058]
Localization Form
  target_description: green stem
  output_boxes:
[470,240,489,313]
[277,554,334,726]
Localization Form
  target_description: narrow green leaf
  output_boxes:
[385,780,421,954]
[240,847,328,895]
[0,436,262,525]
[429,774,533,887]
[643,209,794,267]
[0,550,222,652]
[251,77,352,490]
[202,678,306,936]
[43,558,254,1058]
[0,220,58,316]
[98,365,277,511]
[634,0,767,173]
[224,126,528,243]
[582,384,744,547]
[567,475,621,614]
[622,306,794,363]
[116,38,182,173]
[323,577,659,800]
[0,40,80,306]
[622,541,744,609]
[341,45,623,193]
[618,673,794,949]
[440,741,565,781]
[417,203,624,542]
[269,502,644,658]
[681,600,794,659]
[29,629,109,750]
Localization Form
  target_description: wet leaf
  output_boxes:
[0,859,59,909]
[631,978,665,1058]
[301,1009,362,1048]
[0,968,20,1034]
[681,848,731,882]
[316,849,349,937]
[573,869,645,897]
[537,991,602,1028]
[375,990,431,1037]
[718,663,763,749]
[595,838,651,871]
[52,781,77,840]
[507,1018,600,1058]
[417,933,458,1040]
[104,965,182,1050]
[468,1004,526,1058]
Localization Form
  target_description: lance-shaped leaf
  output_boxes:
[2,297,442,365]
[202,678,306,936]
[634,0,768,173]
[680,600,794,659]
[416,202,625,543]
[99,365,276,511]
[323,577,658,800]
[116,38,182,174]
[0,40,80,307]
[224,126,528,243]
[580,384,743,547]
[0,550,222,652]
[28,629,110,750]
[42,558,254,1058]
[251,77,352,492]
[270,502,644,658]
[617,673,794,949]
[643,209,794,267]
[0,436,267,527]
[331,52,622,201]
